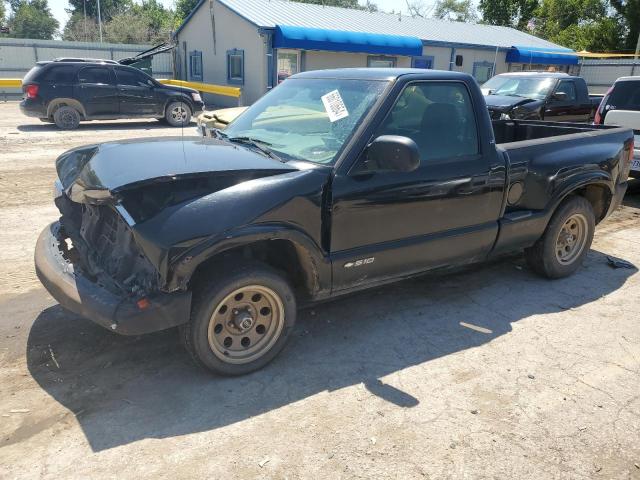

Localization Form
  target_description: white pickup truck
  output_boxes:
[596,76,640,177]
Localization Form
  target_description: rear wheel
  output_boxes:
[525,196,595,279]
[165,101,192,127]
[182,261,296,375]
[53,106,80,130]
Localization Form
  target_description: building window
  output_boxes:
[367,55,397,68]
[276,50,300,83]
[412,56,434,69]
[472,61,494,83]
[227,49,244,85]
[189,51,203,81]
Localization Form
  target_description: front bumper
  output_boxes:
[35,222,192,335]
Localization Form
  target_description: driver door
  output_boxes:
[330,81,502,291]
[114,66,158,116]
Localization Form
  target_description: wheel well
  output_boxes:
[572,184,611,224]
[165,98,193,115]
[188,240,317,299]
[47,99,86,119]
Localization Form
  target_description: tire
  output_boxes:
[182,261,297,376]
[525,195,595,279]
[165,101,192,127]
[53,106,81,130]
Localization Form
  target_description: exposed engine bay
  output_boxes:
[55,194,159,297]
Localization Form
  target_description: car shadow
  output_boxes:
[24,250,635,452]
[16,120,194,133]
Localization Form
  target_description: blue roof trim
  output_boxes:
[274,25,423,56]
[506,45,578,65]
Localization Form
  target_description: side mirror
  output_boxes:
[364,135,420,173]
[552,91,568,101]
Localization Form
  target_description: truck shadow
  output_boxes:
[16,120,194,133]
[25,250,635,452]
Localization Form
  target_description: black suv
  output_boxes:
[20,58,204,129]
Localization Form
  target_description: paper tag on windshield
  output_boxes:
[321,90,349,122]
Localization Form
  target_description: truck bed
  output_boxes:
[492,119,618,146]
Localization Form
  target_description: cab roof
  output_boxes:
[291,68,473,82]
[494,71,571,78]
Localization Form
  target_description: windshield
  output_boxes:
[482,76,555,100]
[224,78,389,165]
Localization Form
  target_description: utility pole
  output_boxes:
[635,29,640,60]
[97,0,103,43]
[83,0,87,41]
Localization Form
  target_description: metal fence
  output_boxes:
[0,37,174,98]
[578,59,640,94]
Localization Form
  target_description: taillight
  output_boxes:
[593,108,602,125]
[594,86,613,125]
[622,139,634,178]
[24,84,39,99]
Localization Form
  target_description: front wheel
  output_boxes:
[165,101,192,127]
[525,195,595,279]
[182,261,297,375]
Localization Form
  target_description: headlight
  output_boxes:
[500,113,511,120]
[191,92,202,102]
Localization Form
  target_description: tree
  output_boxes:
[434,0,477,21]
[62,13,101,41]
[131,0,174,42]
[104,11,150,43]
[479,0,538,30]
[534,0,621,51]
[405,0,434,17]
[66,0,132,23]
[7,0,59,39]
[175,0,199,24]
[611,0,640,50]
[292,0,376,10]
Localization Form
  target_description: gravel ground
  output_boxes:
[0,101,639,479]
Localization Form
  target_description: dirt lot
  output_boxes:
[0,101,639,479]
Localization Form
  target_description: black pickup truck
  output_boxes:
[482,72,600,122]
[35,69,633,375]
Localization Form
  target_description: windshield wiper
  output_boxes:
[211,128,228,140]
[226,136,284,162]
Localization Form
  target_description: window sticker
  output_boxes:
[321,89,349,122]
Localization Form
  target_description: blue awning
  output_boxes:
[274,25,423,57]
[506,45,578,65]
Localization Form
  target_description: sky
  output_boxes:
[47,0,423,30]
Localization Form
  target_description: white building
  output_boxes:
[174,0,579,105]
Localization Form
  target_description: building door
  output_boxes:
[277,50,300,83]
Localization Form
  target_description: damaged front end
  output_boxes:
[34,137,304,335]
[55,193,160,297]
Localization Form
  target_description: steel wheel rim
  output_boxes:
[207,285,285,364]
[171,105,187,122]
[555,213,588,265]
[61,111,75,128]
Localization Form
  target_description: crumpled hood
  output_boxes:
[483,94,536,112]
[56,137,297,202]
